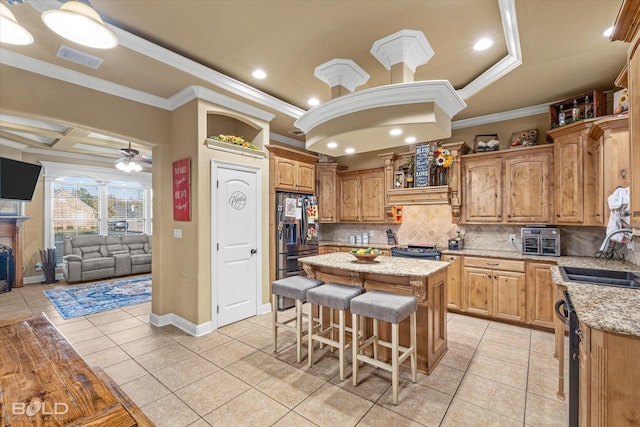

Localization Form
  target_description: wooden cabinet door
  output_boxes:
[629,35,640,229]
[359,169,385,222]
[526,262,555,329]
[274,157,297,191]
[297,162,315,193]
[555,133,585,223]
[463,267,492,316]
[316,167,338,222]
[464,159,502,222]
[338,174,360,222]
[492,270,526,322]
[504,151,552,223]
[592,138,605,225]
[445,255,461,310]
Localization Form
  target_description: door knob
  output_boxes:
[250,249,257,254]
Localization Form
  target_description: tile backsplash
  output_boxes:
[319,204,639,267]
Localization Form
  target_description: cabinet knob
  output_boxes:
[556,214,561,217]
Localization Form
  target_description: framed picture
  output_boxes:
[172,158,191,221]
[473,134,499,152]
[509,129,538,148]
[393,171,405,189]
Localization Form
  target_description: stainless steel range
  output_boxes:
[391,245,441,260]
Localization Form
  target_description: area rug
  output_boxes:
[44,275,151,319]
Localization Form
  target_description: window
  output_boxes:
[107,181,145,235]
[53,177,99,263]
[42,161,152,265]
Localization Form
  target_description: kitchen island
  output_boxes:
[300,252,449,374]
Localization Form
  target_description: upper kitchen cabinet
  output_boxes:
[547,121,594,224]
[611,0,640,230]
[461,145,553,224]
[316,162,347,223]
[588,116,630,226]
[338,168,386,223]
[267,145,318,193]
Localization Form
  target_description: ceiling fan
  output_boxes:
[115,142,151,172]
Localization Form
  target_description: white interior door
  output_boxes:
[214,163,259,327]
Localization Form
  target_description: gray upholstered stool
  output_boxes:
[307,282,365,381]
[350,291,418,405]
[272,276,324,363]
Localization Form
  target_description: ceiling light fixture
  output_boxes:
[473,37,493,51]
[602,26,614,37]
[345,147,355,154]
[0,3,33,45]
[308,97,320,106]
[327,141,338,149]
[252,69,267,79]
[389,128,402,136]
[404,136,416,144]
[42,0,118,49]
[115,142,142,172]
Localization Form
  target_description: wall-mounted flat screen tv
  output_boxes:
[0,157,42,201]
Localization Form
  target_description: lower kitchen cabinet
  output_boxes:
[578,324,640,426]
[444,254,462,310]
[462,257,526,323]
[526,262,556,329]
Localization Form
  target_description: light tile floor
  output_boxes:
[1,281,569,426]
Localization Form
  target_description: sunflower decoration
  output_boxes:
[433,147,454,168]
[211,134,258,150]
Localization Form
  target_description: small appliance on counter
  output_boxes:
[521,226,560,256]
[448,238,464,250]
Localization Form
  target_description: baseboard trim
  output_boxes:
[260,303,272,315]
[23,273,64,285]
[149,312,213,337]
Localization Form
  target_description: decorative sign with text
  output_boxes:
[173,158,191,221]
[415,143,431,187]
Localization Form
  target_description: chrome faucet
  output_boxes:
[595,228,633,259]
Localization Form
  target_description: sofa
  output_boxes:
[63,234,152,283]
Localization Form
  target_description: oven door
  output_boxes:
[541,236,560,256]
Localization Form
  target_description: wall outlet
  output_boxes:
[35,262,43,271]
[628,240,635,251]
[369,230,374,237]
[509,234,516,243]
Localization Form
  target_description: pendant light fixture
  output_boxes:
[42,0,118,49]
[0,3,33,45]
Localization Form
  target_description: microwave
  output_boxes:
[521,227,560,256]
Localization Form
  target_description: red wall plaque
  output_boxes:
[172,158,191,221]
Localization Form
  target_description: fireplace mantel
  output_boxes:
[0,216,32,288]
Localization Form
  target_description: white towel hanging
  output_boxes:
[606,186,631,243]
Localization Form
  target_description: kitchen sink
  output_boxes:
[559,266,640,289]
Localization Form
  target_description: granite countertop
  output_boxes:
[549,259,640,337]
[299,252,449,278]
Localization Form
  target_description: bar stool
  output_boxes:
[307,282,365,381]
[350,291,417,405]
[272,276,324,363]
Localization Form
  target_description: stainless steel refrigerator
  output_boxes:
[276,192,319,310]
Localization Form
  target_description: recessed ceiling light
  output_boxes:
[252,69,267,79]
[473,37,493,51]
[345,147,355,154]
[308,97,320,106]
[602,26,614,37]
[389,128,402,136]
[327,141,338,149]
[404,136,416,144]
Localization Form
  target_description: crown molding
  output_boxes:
[456,0,522,100]
[295,80,466,132]
[452,102,548,129]
[268,133,306,149]
[314,59,370,92]
[370,29,434,72]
